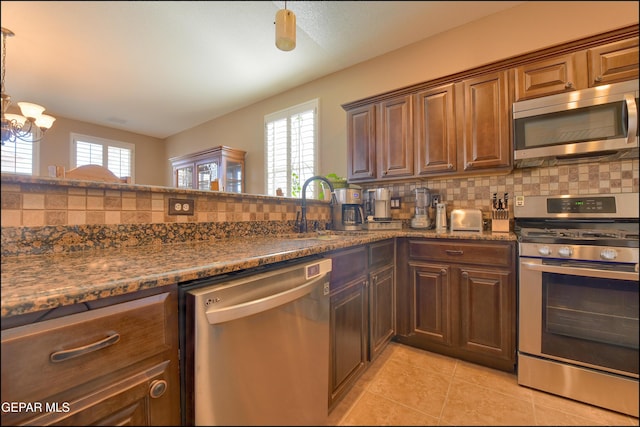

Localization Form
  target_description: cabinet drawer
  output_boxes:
[1,292,173,403]
[369,239,395,269]
[409,240,513,267]
[329,245,367,288]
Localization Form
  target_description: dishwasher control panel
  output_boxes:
[305,259,332,280]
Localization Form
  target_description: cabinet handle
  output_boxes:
[461,272,469,279]
[440,268,447,275]
[50,333,120,363]
[445,249,464,256]
[464,162,471,170]
[447,163,453,169]
[595,76,603,83]
[565,82,573,89]
[149,379,168,399]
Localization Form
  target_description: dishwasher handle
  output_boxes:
[205,272,329,325]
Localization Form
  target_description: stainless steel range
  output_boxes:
[514,193,639,417]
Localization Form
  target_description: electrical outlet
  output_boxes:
[168,198,194,215]
[390,197,401,209]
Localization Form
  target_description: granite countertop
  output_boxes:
[1,230,516,319]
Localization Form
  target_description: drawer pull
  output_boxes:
[445,250,464,256]
[50,333,120,363]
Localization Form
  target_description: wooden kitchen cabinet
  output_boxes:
[328,239,396,409]
[396,238,516,372]
[367,239,396,361]
[414,83,458,176]
[170,145,246,192]
[514,36,638,100]
[455,70,513,174]
[587,36,639,86]
[345,72,512,181]
[345,95,412,182]
[346,104,376,181]
[377,95,414,180]
[328,245,368,410]
[1,287,180,426]
[514,52,588,100]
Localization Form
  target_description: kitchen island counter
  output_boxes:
[1,230,515,319]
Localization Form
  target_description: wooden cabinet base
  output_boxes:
[1,288,180,426]
[394,335,515,373]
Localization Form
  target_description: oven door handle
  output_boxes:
[521,261,639,281]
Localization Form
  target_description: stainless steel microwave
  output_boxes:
[513,80,638,168]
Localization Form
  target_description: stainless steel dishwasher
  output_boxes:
[182,256,332,426]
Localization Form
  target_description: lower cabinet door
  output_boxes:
[329,276,368,409]
[458,266,514,362]
[407,261,453,347]
[369,264,395,361]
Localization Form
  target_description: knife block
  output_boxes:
[491,208,510,233]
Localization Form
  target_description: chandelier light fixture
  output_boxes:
[275,1,296,51]
[1,27,55,146]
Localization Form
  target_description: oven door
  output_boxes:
[519,257,639,377]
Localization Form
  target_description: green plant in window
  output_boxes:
[291,172,301,198]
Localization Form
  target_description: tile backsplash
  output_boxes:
[376,159,639,221]
[1,157,637,256]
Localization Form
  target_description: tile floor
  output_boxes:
[328,342,639,426]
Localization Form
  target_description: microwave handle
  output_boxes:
[625,94,637,145]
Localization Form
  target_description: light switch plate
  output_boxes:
[168,198,194,215]
[390,197,401,209]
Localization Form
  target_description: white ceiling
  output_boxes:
[1,1,523,139]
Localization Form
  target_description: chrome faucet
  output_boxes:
[298,175,335,233]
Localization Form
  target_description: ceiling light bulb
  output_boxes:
[275,8,296,51]
[35,114,56,130]
[4,113,27,126]
[17,102,46,120]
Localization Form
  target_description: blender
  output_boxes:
[410,187,432,229]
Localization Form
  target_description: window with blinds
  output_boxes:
[71,133,134,181]
[264,99,318,197]
[1,137,38,175]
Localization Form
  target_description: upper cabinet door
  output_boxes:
[346,104,376,181]
[377,95,413,179]
[587,37,639,86]
[456,71,512,173]
[514,52,588,101]
[414,84,457,175]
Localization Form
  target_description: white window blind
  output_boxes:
[71,133,134,181]
[1,137,38,175]
[264,99,318,197]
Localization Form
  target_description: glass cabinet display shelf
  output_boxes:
[170,146,246,192]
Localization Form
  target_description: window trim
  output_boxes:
[70,133,135,182]
[263,98,319,197]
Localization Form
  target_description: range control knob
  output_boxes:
[557,246,573,257]
[537,246,552,256]
[600,248,618,260]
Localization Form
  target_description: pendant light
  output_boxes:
[275,1,296,51]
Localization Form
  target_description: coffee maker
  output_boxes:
[332,188,365,231]
[363,188,402,230]
[364,188,391,220]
